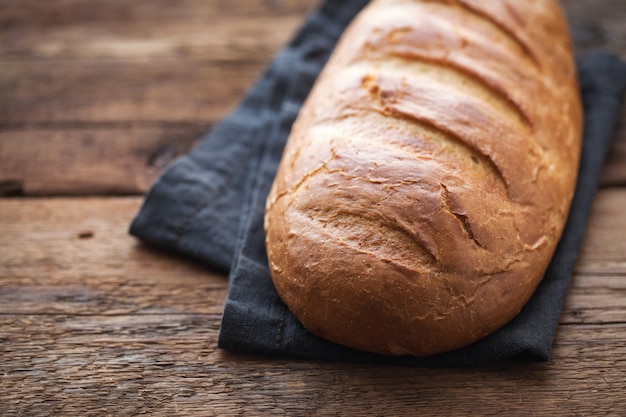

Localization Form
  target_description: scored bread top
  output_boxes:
[264,0,582,356]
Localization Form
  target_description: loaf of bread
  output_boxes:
[264,0,582,356]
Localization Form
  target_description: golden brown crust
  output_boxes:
[264,0,582,356]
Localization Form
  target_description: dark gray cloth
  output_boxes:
[130,0,626,366]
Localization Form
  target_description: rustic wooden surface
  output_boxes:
[1,0,626,415]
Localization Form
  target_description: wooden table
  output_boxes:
[1,1,625,415]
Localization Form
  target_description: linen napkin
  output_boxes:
[130,0,626,366]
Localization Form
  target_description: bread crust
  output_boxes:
[264,0,582,356]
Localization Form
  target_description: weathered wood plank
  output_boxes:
[1,313,625,416]
[2,0,624,61]
[0,59,267,125]
[1,192,626,320]
[0,0,313,125]
[575,188,626,274]
[0,197,227,315]
[0,4,311,62]
[0,0,312,40]
[601,105,626,186]
[563,0,626,57]
[0,110,623,196]
[2,0,625,126]
[1,0,625,61]
[563,275,626,324]
[1,104,623,196]
[0,126,204,196]
[1,0,624,195]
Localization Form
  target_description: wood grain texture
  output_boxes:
[0,59,265,124]
[2,314,625,416]
[0,0,314,195]
[575,189,626,275]
[0,198,227,315]
[601,106,626,186]
[0,0,313,125]
[0,0,311,60]
[562,0,626,57]
[0,125,204,195]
